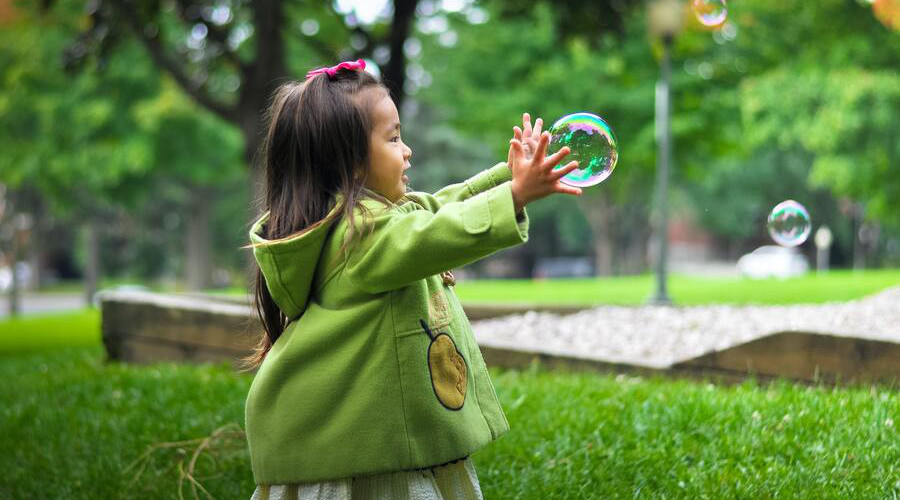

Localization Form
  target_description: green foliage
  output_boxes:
[0,5,160,215]
[420,3,657,193]
[412,0,900,263]
[3,0,899,279]
[741,68,900,227]
[133,79,244,186]
[0,0,248,280]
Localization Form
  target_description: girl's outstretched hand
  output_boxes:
[507,128,582,215]
[509,112,542,162]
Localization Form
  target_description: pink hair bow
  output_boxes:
[305,59,367,79]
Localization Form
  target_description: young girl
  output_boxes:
[242,59,581,500]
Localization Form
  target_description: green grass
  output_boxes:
[0,347,896,499]
[37,277,168,294]
[451,269,900,306]
[2,273,897,498]
[0,309,100,353]
[35,269,900,306]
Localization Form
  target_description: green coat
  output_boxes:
[245,163,529,484]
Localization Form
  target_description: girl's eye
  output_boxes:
[391,135,401,143]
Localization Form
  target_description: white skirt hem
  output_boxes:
[250,457,483,500]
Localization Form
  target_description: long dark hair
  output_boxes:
[238,68,392,372]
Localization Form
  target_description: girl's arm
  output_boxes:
[344,181,527,294]
[406,113,542,212]
[404,162,511,212]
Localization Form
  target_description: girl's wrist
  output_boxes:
[510,181,526,215]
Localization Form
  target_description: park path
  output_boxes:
[0,292,86,319]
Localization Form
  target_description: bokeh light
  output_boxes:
[873,0,900,30]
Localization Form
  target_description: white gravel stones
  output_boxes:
[471,286,900,369]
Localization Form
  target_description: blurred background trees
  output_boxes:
[1,0,897,306]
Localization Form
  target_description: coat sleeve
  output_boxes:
[405,162,512,213]
[344,180,529,294]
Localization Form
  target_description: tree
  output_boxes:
[77,0,421,207]
[741,68,900,228]
[419,2,658,275]
[0,3,161,304]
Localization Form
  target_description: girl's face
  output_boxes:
[364,91,412,203]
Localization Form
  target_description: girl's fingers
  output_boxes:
[509,138,525,156]
[543,145,571,168]
[533,131,550,163]
[556,184,583,196]
[552,160,579,180]
[533,118,543,138]
[522,113,532,138]
[513,126,522,141]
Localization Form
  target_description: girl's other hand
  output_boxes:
[507,130,582,215]
[510,112,543,162]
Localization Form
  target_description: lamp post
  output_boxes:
[647,0,684,305]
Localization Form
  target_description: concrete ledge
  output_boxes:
[673,331,900,384]
[98,291,899,384]
[461,303,587,321]
[100,290,256,370]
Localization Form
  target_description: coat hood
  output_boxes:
[249,210,334,320]
[248,192,391,320]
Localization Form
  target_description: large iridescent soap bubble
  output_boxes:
[767,200,811,247]
[693,0,727,27]
[547,112,619,188]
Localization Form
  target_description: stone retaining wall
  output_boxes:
[100,291,256,370]
[98,290,899,384]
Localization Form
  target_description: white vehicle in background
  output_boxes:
[0,265,9,292]
[737,245,809,279]
[0,262,31,292]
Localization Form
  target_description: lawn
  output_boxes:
[0,309,100,353]
[0,346,896,499]
[203,268,900,306]
[2,272,897,498]
[37,268,900,307]
[450,269,900,306]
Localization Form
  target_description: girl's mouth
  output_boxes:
[402,175,409,183]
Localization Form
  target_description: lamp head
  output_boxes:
[648,0,685,39]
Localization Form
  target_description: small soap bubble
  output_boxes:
[693,0,727,27]
[767,200,811,247]
[547,112,619,188]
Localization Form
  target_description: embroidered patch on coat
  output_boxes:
[427,289,451,328]
[419,319,467,411]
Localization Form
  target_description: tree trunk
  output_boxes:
[243,116,267,300]
[27,223,41,289]
[578,193,616,276]
[185,184,212,292]
[24,194,46,290]
[383,0,420,110]
[83,218,100,309]
[6,219,21,317]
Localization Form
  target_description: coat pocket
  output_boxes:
[461,193,491,234]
